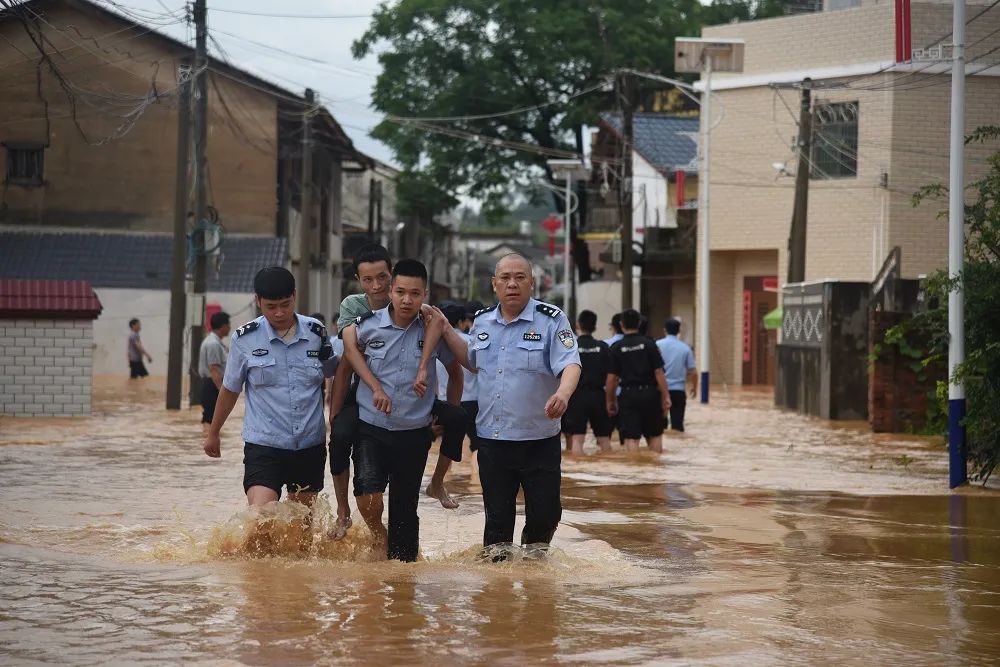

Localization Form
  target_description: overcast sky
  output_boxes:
[120,0,394,164]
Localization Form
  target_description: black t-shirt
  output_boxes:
[609,333,663,387]
[575,334,610,391]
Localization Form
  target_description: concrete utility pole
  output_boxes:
[697,56,713,403]
[367,176,377,242]
[188,0,208,405]
[166,58,192,410]
[787,78,813,284]
[947,0,967,488]
[618,71,635,311]
[299,88,315,312]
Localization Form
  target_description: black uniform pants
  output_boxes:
[353,422,432,563]
[433,399,469,463]
[667,390,687,432]
[477,435,562,547]
[200,376,220,424]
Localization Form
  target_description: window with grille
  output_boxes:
[810,102,858,179]
[4,144,45,186]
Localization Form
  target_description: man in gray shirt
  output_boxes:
[198,311,231,426]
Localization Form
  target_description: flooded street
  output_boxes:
[1,378,998,665]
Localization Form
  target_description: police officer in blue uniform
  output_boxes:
[203,267,338,509]
[439,253,581,555]
[341,259,464,562]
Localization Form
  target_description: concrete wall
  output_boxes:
[696,0,1000,383]
[91,288,255,376]
[0,4,279,234]
[1,318,94,416]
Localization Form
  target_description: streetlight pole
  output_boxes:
[697,55,713,404]
[947,0,967,488]
[674,37,744,405]
[563,171,573,319]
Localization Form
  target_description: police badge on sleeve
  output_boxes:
[557,329,575,349]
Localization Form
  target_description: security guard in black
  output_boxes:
[606,309,669,449]
[562,309,612,452]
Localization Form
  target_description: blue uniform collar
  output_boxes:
[494,298,536,324]
[376,305,423,331]
[260,314,310,342]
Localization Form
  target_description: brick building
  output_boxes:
[0,279,102,416]
[695,0,1000,387]
[0,0,369,320]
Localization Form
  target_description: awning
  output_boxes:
[763,306,783,330]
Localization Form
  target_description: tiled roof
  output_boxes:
[0,279,102,318]
[600,113,699,175]
[0,231,288,292]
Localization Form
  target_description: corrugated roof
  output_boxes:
[0,231,287,292]
[600,113,699,175]
[0,279,102,318]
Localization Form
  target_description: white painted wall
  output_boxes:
[632,153,673,241]
[91,288,256,377]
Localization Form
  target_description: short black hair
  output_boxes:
[128,318,140,328]
[254,266,295,299]
[210,311,230,330]
[309,312,326,325]
[391,258,428,284]
[611,312,623,334]
[465,300,486,318]
[665,318,681,336]
[353,243,392,277]
[638,315,649,337]
[441,302,465,327]
[622,309,641,330]
[577,309,597,333]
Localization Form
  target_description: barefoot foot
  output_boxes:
[426,482,460,509]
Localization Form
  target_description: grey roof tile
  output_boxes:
[600,113,699,175]
[0,230,287,293]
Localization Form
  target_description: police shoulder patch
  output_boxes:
[235,320,260,338]
[535,303,561,318]
[557,329,576,349]
[474,304,497,319]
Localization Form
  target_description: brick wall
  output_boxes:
[1,318,94,416]
[868,311,943,432]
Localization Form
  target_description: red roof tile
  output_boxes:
[0,279,103,319]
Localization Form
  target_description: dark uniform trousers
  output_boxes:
[331,389,468,476]
[354,422,432,562]
[667,390,687,432]
[477,435,562,547]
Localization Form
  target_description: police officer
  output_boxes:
[439,253,581,555]
[605,308,670,454]
[202,267,338,509]
[561,309,612,455]
[341,259,464,562]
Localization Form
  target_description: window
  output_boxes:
[4,143,45,186]
[810,102,858,179]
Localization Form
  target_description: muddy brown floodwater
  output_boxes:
[1,377,998,665]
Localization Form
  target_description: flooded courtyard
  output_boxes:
[1,378,998,665]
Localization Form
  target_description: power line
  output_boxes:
[208,7,371,19]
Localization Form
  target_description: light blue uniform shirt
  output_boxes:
[437,328,477,402]
[222,314,338,450]
[604,332,624,346]
[470,299,581,442]
[355,306,455,431]
[656,335,696,391]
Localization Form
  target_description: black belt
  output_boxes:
[620,384,655,391]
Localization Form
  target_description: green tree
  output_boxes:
[353,0,704,218]
[885,126,1000,482]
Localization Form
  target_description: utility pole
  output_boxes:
[947,0,967,488]
[167,58,192,410]
[299,88,315,312]
[375,180,383,241]
[618,71,635,311]
[367,176,377,242]
[188,0,208,405]
[787,78,813,284]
